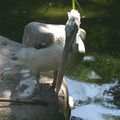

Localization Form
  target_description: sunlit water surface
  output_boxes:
[66,78,120,120]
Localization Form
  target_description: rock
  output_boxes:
[0,35,70,120]
[70,116,82,120]
[103,80,120,108]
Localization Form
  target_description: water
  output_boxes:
[65,54,120,120]
[65,78,120,120]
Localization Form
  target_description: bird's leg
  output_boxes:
[35,74,41,92]
[51,70,58,89]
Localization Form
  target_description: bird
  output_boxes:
[18,10,86,94]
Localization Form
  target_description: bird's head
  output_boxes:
[63,10,81,61]
[65,10,81,52]
[65,10,80,36]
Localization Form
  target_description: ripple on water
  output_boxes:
[65,77,120,120]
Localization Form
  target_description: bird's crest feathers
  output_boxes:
[68,9,81,21]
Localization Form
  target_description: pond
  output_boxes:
[0,0,120,120]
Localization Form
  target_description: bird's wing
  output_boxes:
[22,22,55,49]
[75,28,86,53]
[79,28,86,41]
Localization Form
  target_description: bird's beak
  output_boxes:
[55,23,79,94]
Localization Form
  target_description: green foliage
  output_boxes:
[67,54,120,84]
[72,0,76,9]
